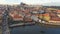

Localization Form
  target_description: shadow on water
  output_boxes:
[40,31,46,34]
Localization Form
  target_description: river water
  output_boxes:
[10,24,60,34]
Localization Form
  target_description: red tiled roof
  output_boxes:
[57,10,60,13]
[50,17,60,21]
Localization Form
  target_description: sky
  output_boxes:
[0,0,60,6]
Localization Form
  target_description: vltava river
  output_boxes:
[10,24,60,34]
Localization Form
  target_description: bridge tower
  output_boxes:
[2,6,10,34]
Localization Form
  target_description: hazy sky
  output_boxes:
[0,0,60,5]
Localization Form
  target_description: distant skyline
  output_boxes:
[0,0,60,6]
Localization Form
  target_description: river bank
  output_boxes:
[37,22,60,28]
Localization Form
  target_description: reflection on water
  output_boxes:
[10,24,60,34]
